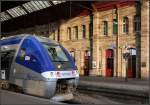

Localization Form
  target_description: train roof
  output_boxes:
[1,34,59,46]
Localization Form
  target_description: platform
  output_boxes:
[0,89,62,105]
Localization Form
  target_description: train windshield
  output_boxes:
[42,43,69,62]
[42,42,74,70]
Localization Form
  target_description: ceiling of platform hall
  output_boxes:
[1,1,66,22]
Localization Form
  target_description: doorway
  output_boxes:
[106,49,114,77]
[1,50,15,80]
[84,50,90,76]
[127,48,136,78]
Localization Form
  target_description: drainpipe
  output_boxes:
[135,1,141,79]
[115,5,119,77]
[89,11,94,74]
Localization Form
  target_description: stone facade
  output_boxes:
[8,0,149,79]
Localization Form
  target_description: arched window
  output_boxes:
[123,16,129,34]
[133,15,141,32]
[67,27,71,40]
[113,19,118,35]
[57,28,60,41]
[82,25,86,38]
[103,21,108,36]
[73,26,78,40]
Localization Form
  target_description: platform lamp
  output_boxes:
[123,45,130,82]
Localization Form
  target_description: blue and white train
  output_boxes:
[0,34,79,101]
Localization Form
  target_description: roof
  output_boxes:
[0,34,59,45]
[1,0,136,35]
[0,34,25,45]
[1,1,66,22]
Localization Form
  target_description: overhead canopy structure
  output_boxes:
[1,1,66,22]
[1,1,93,34]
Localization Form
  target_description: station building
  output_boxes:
[3,0,149,79]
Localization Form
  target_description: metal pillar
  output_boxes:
[135,1,141,79]
[115,5,119,77]
[89,12,94,72]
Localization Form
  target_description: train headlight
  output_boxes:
[57,64,61,69]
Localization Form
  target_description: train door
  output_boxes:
[84,50,90,76]
[127,48,136,78]
[1,50,15,80]
[106,49,114,77]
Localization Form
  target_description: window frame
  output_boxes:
[74,26,78,40]
[123,16,129,34]
[67,27,71,40]
[133,15,141,33]
[113,19,118,35]
[82,25,86,39]
[103,21,108,36]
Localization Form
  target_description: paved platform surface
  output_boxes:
[0,89,62,105]
[78,76,149,96]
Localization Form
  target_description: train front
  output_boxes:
[39,38,79,101]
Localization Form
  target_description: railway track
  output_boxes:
[1,85,148,104]
[77,87,149,104]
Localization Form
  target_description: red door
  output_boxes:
[84,51,90,76]
[127,55,136,78]
[106,49,114,77]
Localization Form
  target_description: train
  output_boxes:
[0,34,79,101]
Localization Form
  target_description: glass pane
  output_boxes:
[18,6,27,15]
[36,1,44,9]
[42,43,69,62]
[1,12,11,20]
[7,9,17,17]
[53,1,65,5]
[31,1,40,10]
[23,3,33,13]
[43,1,51,7]
[1,17,4,21]
[38,1,47,8]
[12,9,20,17]
[13,8,22,16]
[113,19,118,34]
[28,2,37,12]
[82,25,86,38]
[104,21,108,35]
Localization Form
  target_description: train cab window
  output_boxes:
[19,48,26,60]
[1,50,16,80]
[42,42,73,70]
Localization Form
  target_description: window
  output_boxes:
[113,19,118,34]
[74,26,78,39]
[22,1,51,13]
[51,30,55,40]
[82,25,86,38]
[123,16,129,34]
[67,27,71,40]
[57,28,60,41]
[43,43,69,62]
[1,12,11,22]
[53,32,55,40]
[103,21,108,36]
[133,15,141,32]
